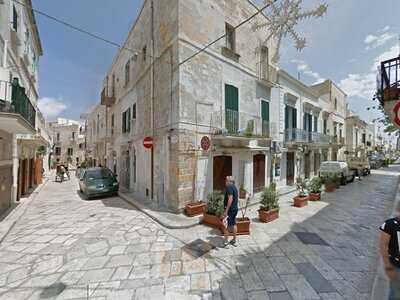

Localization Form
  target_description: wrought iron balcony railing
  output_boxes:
[212,109,276,139]
[285,129,332,145]
[0,80,36,128]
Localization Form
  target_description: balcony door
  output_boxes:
[285,105,297,141]
[261,100,270,137]
[253,154,266,193]
[225,84,238,135]
[213,156,232,193]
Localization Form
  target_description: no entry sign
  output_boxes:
[393,101,400,127]
[143,136,153,149]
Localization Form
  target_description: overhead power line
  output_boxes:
[12,0,137,54]
[178,0,277,67]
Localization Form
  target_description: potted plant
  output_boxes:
[293,177,308,207]
[324,173,336,192]
[236,196,251,235]
[258,183,280,223]
[239,184,247,199]
[333,173,340,188]
[185,200,206,217]
[307,177,322,201]
[202,192,224,229]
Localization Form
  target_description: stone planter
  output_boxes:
[258,208,279,223]
[185,201,206,217]
[293,195,309,208]
[325,183,336,193]
[202,213,222,229]
[236,217,251,235]
[309,192,321,201]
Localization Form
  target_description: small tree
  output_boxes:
[206,192,224,217]
[260,184,279,211]
[307,177,322,194]
[296,177,307,197]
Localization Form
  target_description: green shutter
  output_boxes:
[225,84,238,111]
[293,108,297,128]
[285,106,289,129]
[261,101,269,122]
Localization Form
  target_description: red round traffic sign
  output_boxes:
[393,101,400,127]
[200,136,211,151]
[143,136,153,149]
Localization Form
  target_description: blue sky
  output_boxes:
[35,0,399,127]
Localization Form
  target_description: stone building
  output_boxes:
[0,0,50,213]
[49,118,85,167]
[93,0,351,212]
[345,114,368,157]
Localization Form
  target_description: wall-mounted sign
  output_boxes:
[143,136,153,149]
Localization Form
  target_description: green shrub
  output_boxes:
[207,192,224,216]
[260,185,279,211]
[307,177,322,193]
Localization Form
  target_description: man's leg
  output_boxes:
[231,225,237,245]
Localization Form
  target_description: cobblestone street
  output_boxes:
[0,166,399,300]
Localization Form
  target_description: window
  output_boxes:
[259,46,269,80]
[72,132,75,140]
[303,113,312,132]
[334,98,338,110]
[133,148,136,183]
[225,84,239,134]
[125,60,130,86]
[111,114,115,135]
[55,147,61,156]
[132,104,137,120]
[323,119,327,134]
[56,133,60,142]
[122,108,131,133]
[127,108,131,132]
[261,100,269,136]
[225,23,235,52]
[79,143,84,149]
[12,5,18,32]
[67,148,73,156]
[285,105,297,129]
[313,116,318,132]
[122,111,127,133]
[142,45,147,61]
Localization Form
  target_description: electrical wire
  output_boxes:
[12,0,138,54]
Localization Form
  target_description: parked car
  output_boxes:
[319,161,355,185]
[79,167,119,199]
[347,157,371,175]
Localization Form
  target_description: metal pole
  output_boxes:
[150,0,155,200]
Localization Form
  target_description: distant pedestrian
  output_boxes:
[357,164,363,181]
[379,202,400,299]
[222,176,238,247]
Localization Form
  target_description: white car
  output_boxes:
[319,161,355,185]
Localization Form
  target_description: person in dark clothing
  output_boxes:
[222,176,239,247]
[379,202,400,299]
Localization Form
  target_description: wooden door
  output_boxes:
[213,156,232,193]
[253,154,266,193]
[287,152,295,186]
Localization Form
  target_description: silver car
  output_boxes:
[319,161,355,185]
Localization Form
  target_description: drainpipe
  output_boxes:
[11,134,18,203]
[150,0,155,200]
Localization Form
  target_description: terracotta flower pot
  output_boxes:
[309,192,321,201]
[185,201,206,217]
[235,217,251,235]
[239,191,247,199]
[202,213,223,229]
[325,183,335,193]
[258,208,279,223]
[293,195,309,208]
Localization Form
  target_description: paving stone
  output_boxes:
[59,271,85,285]
[129,265,150,279]
[248,290,270,300]
[280,274,320,300]
[165,275,191,292]
[237,264,264,292]
[190,273,211,291]
[150,263,171,278]
[78,268,115,284]
[170,261,182,276]
[106,255,134,268]
[319,292,344,300]
[295,263,336,293]
[108,245,127,255]
[268,291,293,300]
[111,266,132,280]
[182,258,206,274]
[268,257,298,275]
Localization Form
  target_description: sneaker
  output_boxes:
[222,240,229,248]
[229,239,237,247]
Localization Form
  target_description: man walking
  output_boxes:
[222,176,238,247]
[379,202,400,299]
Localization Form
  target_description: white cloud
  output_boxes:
[291,59,325,84]
[339,44,399,100]
[339,73,376,99]
[38,97,67,119]
[381,26,390,32]
[364,32,395,50]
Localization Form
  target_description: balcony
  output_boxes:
[285,129,332,146]
[101,87,115,107]
[256,63,278,86]
[0,80,36,134]
[212,109,276,139]
[211,109,276,148]
[331,135,345,146]
[378,56,400,105]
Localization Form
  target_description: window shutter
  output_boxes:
[285,106,289,129]
[261,101,269,122]
[225,84,238,111]
[293,108,297,128]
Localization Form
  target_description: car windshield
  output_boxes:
[86,169,113,180]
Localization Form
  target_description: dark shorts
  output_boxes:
[227,209,238,227]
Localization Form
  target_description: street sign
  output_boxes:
[393,101,400,127]
[200,136,211,151]
[143,136,153,149]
